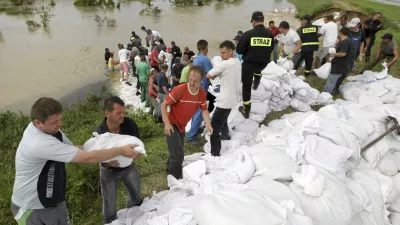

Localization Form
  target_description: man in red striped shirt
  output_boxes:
[268,20,281,63]
[160,66,213,179]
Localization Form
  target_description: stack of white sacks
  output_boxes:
[340,62,400,105]
[109,58,400,225]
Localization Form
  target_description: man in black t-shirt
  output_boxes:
[363,12,383,61]
[323,27,352,95]
[171,41,182,69]
[171,58,184,88]
[183,47,195,60]
[95,96,142,224]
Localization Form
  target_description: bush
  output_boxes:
[74,0,116,8]
[49,0,55,6]
[139,6,162,16]
[25,19,41,27]
[10,0,35,6]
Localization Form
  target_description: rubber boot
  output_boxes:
[239,104,251,119]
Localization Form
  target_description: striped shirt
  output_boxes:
[165,83,207,132]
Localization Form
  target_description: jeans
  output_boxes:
[366,35,376,57]
[140,81,149,105]
[100,163,141,223]
[210,107,231,156]
[323,73,342,94]
[166,125,185,179]
[157,93,166,119]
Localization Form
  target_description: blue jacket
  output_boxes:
[193,53,212,92]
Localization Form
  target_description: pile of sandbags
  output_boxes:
[340,63,400,104]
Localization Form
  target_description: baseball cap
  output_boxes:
[251,11,264,22]
[174,57,181,64]
[278,21,290,29]
[382,33,393,40]
[303,15,312,22]
[348,17,360,28]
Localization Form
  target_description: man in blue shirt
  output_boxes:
[187,40,213,144]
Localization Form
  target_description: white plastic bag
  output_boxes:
[313,62,331,79]
[83,132,146,168]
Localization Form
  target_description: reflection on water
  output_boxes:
[0,0,297,113]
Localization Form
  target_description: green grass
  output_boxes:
[288,0,333,18]
[0,90,205,225]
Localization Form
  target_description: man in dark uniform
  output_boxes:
[95,96,142,224]
[294,15,319,77]
[236,11,274,119]
[363,12,383,61]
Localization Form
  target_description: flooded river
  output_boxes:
[0,0,299,113]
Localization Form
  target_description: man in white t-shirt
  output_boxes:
[278,21,302,66]
[315,15,338,69]
[118,43,131,83]
[206,40,241,157]
[11,97,141,225]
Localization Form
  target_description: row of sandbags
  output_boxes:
[340,64,400,105]
[111,99,400,225]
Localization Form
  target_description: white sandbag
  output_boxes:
[390,213,400,225]
[262,61,287,76]
[211,56,222,67]
[183,160,207,182]
[296,88,309,97]
[346,179,372,214]
[261,77,276,91]
[185,119,192,133]
[290,99,312,112]
[133,211,158,225]
[317,92,334,105]
[313,62,331,79]
[361,132,390,167]
[377,150,400,177]
[248,143,299,181]
[227,105,246,129]
[379,91,397,104]
[277,56,294,71]
[183,153,206,167]
[234,119,259,133]
[278,98,291,110]
[291,165,325,197]
[390,174,400,213]
[373,64,388,79]
[290,166,353,224]
[348,169,392,225]
[290,78,311,91]
[304,135,352,174]
[365,81,389,97]
[115,207,145,225]
[251,101,269,116]
[194,188,286,225]
[384,78,400,95]
[83,132,146,168]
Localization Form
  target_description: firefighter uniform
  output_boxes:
[294,18,319,76]
[236,12,274,118]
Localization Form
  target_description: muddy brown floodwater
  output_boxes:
[0,0,299,113]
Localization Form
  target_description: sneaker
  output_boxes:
[186,139,200,146]
[136,92,141,96]
[125,82,132,86]
[145,104,150,107]
[221,135,231,141]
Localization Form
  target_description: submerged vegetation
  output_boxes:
[94,14,117,27]
[25,19,41,27]
[73,0,117,7]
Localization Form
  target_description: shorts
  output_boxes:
[120,62,129,73]
[11,201,71,225]
[316,45,335,60]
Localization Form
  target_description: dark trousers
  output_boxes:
[242,61,268,103]
[207,92,216,113]
[151,65,160,72]
[294,51,314,74]
[210,107,231,156]
[100,163,141,223]
[366,35,376,57]
[166,125,185,179]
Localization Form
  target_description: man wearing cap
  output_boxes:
[171,57,184,88]
[315,15,338,69]
[236,11,274,119]
[279,21,302,66]
[362,33,398,72]
[268,21,281,63]
[363,12,383,62]
[347,18,366,68]
[294,15,319,77]
[130,31,142,49]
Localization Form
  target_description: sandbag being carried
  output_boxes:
[83,132,146,168]
[194,188,286,225]
[277,56,294,71]
[313,62,331,79]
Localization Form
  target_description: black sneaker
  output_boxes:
[252,80,260,90]
[221,135,231,141]
[136,92,141,96]
[126,81,132,86]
